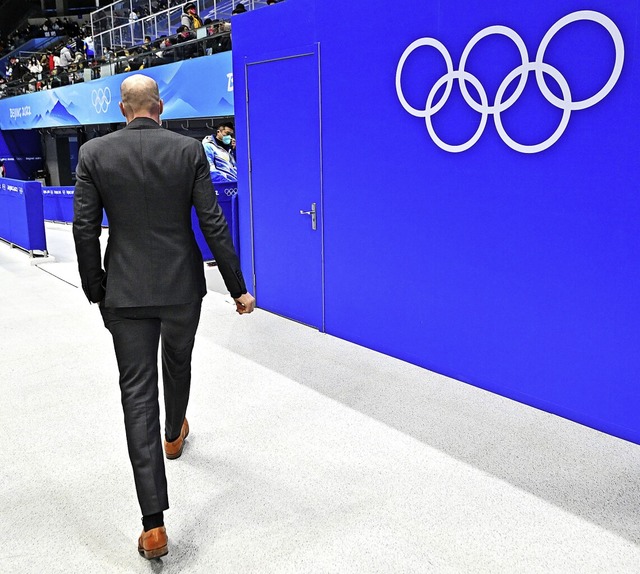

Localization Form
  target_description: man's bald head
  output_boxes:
[119,74,163,123]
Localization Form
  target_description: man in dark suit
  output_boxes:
[73,74,255,560]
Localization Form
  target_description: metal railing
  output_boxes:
[90,0,273,53]
[91,2,195,56]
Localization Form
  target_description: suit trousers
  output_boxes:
[100,301,202,516]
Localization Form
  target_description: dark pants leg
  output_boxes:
[100,301,202,516]
[161,302,202,442]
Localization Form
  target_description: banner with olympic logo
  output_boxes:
[0,51,233,130]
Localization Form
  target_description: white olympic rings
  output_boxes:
[395,10,625,154]
[91,87,112,114]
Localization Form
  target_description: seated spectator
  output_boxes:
[158,36,173,56]
[202,123,238,183]
[232,3,247,14]
[127,47,147,71]
[89,58,101,80]
[7,57,27,83]
[102,46,114,61]
[174,25,199,59]
[28,57,43,78]
[206,21,232,54]
[50,68,69,88]
[147,38,174,66]
[70,63,84,83]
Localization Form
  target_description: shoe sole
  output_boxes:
[138,545,168,560]
[165,446,183,460]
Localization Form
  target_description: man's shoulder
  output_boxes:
[80,129,121,151]
[79,134,108,157]
[82,125,202,154]
[154,127,203,150]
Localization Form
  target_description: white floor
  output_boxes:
[1,222,640,573]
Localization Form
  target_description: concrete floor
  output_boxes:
[1,222,640,573]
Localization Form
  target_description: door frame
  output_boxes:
[244,43,326,331]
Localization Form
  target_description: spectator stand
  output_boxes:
[0,23,232,100]
[92,1,188,54]
[0,35,74,99]
[90,0,274,55]
[0,37,61,79]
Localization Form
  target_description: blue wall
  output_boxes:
[232,0,640,443]
[0,130,43,180]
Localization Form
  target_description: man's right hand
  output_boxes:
[234,292,255,315]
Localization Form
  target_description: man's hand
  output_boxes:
[234,292,255,315]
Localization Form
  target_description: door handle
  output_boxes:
[299,202,317,231]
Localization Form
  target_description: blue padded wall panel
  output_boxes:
[0,130,43,180]
[233,0,640,443]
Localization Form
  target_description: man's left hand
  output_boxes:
[234,292,255,314]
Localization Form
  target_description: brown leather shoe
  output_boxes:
[164,418,189,459]
[138,526,168,560]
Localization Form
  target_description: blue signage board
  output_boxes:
[42,186,76,223]
[0,51,233,130]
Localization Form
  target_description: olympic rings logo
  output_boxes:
[395,10,624,154]
[91,87,112,114]
[223,187,238,196]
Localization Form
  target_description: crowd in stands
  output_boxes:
[0,26,100,98]
[0,18,85,59]
[0,1,284,100]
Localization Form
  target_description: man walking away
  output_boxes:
[73,74,255,560]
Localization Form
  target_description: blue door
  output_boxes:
[246,48,323,329]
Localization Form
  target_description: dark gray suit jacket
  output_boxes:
[73,117,246,307]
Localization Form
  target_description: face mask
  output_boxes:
[222,135,232,145]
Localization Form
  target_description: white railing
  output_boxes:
[90,0,273,54]
[92,2,194,54]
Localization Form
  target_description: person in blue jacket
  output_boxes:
[202,123,237,183]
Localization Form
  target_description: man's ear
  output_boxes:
[119,101,127,121]
[158,99,164,119]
